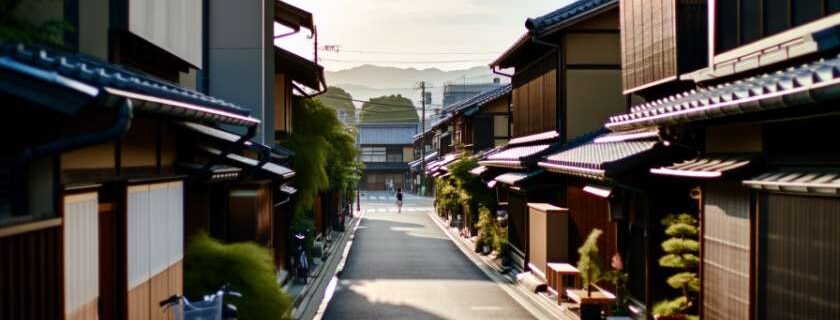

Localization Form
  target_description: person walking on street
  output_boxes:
[396,188,403,213]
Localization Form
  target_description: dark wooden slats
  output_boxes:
[0,223,62,320]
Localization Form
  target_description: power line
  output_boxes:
[316,45,499,55]
[319,57,491,64]
[319,49,500,55]
[320,95,443,108]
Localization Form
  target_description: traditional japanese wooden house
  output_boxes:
[0,41,283,319]
[483,0,626,276]
[602,1,840,318]
[446,84,513,154]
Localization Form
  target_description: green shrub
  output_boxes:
[282,98,362,236]
[577,228,605,296]
[654,213,700,318]
[185,232,292,320]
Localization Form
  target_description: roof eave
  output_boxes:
[533,1,618,38]
[274,1,314,31]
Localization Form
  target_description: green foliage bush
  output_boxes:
[577,228,605,296]
[282,98,362,231]
[448,154,495,228]
[434,177,461,219]
[319,86,356,121]
[0,0,73,47]
[185,232,292,320]
[654,213,700,318]
[474,206,507,255]
[359,94,419,123]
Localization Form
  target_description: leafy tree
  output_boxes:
[0,0,73,47]
[653,213,700,319]
[281,98,361,229]
[577,228,605,296]
[359,94,419,124]
[319,86,356,124]
[185,232,293,320]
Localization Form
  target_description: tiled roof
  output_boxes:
[539,136,659,179]
[469,166,489,176]
[508,131,559,146]
[280,184,298,195]
[424,151,439,162]
[493,170,544,186]
[203,146,295,179]
[607,54,840,131]
[651,155,754,178]
[525,0,617,34]
[743,168,840,195]
[480,144,552,169]
[486,144,551,161]
[444,84,512,114]
[358,124,418,145]
[0,44,258,126]
[426,153,461,173]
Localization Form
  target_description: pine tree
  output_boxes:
[653,213,700,319]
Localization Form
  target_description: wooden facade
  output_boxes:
[0,220,62,320]
[511,52,558,137]
[504,7,624,141]
[619,0,707,94]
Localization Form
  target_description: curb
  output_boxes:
[426,211,574,320]
[290,213,362,320]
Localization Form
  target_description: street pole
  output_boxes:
[418,81,426,196]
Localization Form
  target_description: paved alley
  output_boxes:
[320,191,537,320]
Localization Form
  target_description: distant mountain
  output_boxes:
[325,65,509,126]
[326,65,496,89]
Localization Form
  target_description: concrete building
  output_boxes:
[442,78,503,108]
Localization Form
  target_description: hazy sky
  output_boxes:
[276,0,573,71]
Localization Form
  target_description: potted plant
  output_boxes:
[567,229,612,320]
[652,213,700,320]
[605,253,631,318]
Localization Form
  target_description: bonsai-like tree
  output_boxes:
[653,213,700,319]
[577,228,605,296]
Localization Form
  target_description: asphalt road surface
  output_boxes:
[320,191,537,320]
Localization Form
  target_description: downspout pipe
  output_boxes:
[16,98,134,166]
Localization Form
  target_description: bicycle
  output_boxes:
[160,284,242,320]
[292,230,310,284]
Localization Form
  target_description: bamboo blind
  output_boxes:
[760,194,840,319]
[620,0,678,92]
[702,182,750,320]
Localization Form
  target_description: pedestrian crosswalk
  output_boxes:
[359,195,418,201]
[361,207,434,213]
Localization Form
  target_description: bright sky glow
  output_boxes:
[275,0,573,71]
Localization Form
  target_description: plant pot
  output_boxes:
[655,315,686,320]
[580,303,602,320]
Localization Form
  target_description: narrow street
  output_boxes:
[321,191,537,319]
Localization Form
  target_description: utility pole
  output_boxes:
[417,81,427,196]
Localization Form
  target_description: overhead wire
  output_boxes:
[319,57,491,64]
[318,48,500,55]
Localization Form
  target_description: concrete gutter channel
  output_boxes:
[426,212,578,320]
[286,212,363,320]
